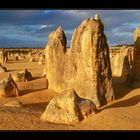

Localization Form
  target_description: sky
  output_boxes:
[0,10,139,48]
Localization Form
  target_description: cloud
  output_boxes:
[0,10,139,47]
[39,24,53,29]
[47,10,140,46]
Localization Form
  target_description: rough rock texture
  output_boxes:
[4,100,23,108]
[133,27,140,76]
[69,17,114,106]
[110,46,131,79]
[41,89,96,124]
[14,56,19,61]
[18,55,26,61]
[30,57,35,62]
[12,69,32,82]
[0,74,19,98]
[45,26,67,92]
[127,48,133,68]
[42,67,46,77]
[38,56,44,65]
[45,16,114,107]
[0,63,7,73]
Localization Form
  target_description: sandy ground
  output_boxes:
[0,61,140,130]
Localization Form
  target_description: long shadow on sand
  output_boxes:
[112,76,134,100]
[24,102,48,113]
[32,76,43,80]
[19,88,47,96]
[100,94,140,111]
[8,69,38,71]
[7,61,27,64]
[6,70,15,72]
[97,76,140,111]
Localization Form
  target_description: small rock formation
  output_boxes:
[4,100,23,108]
[30,57,35,62]
[23,69,32,81]
[42,67,46,77]
[38,56,44,65]
[2,49,8,63]
[110,46,131,80]
[18,55,26,61]
[12,69,32,82]
[14,55,19,61]
[41,89,96,124]
[45,15,114,107]
[0,73,19,98]
[0,63,7,73]
[94,14,100,20]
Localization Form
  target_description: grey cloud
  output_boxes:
[0,10,140,47]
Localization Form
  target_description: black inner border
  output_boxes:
[0,0,140,139]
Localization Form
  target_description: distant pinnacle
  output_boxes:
[57,26,63,31]
[94,14,100,20]
[136,27,140,30]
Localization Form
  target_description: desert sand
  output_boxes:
[0,16,139,130]
[0,60,139,130]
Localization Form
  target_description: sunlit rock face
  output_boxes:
[45,27,67,92]
[0,74,19,98]
[12,69,32,82]
[0,63,7,73]
[110,46,131,79]
[45,15,114,107]
[41,89,96,124]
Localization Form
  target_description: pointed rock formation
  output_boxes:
[94,14,100,20]
[133,27,140,76]
[45,26,67,92]
[38,56,44,65]
[14,56,19,61]
[111,46,131,79]
[45,16,114,107]
[0,73,19,98]
[12,69,32,82]
[23,69,32,81]
[30,57,35,62]
[42,67,46,77]
[69,16,112,106]
[41,89,96,124]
